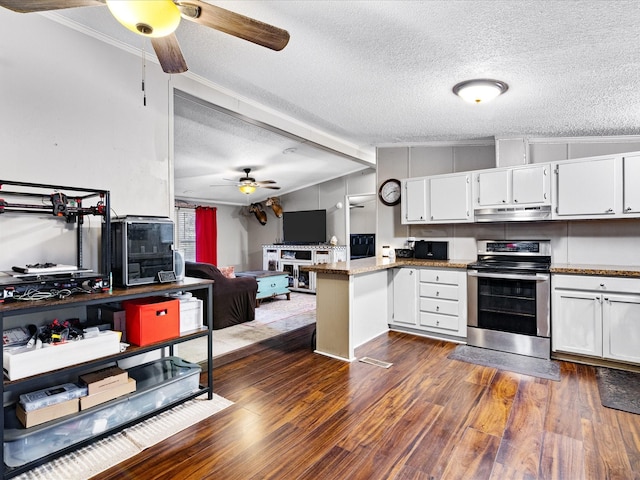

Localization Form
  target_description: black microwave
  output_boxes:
[111,216,175,287]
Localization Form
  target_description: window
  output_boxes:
[175,207,196,262]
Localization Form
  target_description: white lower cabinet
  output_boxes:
[392,268,418,326]
[391,267,466,339]
[552,274,640,364]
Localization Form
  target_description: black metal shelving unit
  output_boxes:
[0,181,214,478]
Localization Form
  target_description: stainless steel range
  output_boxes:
[467,240,551,359]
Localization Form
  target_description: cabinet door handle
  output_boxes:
[436,291,440,296]
[514,199,518,203]
[436,276,439,281]
[606,208,613,213]
[436,306,440,311]
[625,207,632,212]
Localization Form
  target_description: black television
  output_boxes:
[282,209,327,244]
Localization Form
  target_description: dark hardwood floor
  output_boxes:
[100,325,640,479]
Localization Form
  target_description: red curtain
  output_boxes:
[196,206,217,265]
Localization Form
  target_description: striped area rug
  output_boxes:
[14,394,233,480]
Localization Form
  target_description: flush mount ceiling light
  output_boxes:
[106,0,181,38]
[453,79,509,104]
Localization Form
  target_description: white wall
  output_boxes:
[0,10,172,271]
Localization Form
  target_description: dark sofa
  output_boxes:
[185,261,258,330]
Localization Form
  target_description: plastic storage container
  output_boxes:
[3,357,201,468]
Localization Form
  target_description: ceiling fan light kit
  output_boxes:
[106,0,181,38]
[238,184,257,195]
[453,79,508,104]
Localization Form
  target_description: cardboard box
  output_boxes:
[80,378,136,410]
[16,398,79,428]
[3,331,121,381]
[123,297,180,346]
[79,366,128,395]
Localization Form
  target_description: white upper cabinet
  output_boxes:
[429,172,472,223]
[402,177,428,223]
[623,153,640,214]
[552,155,620,219]
[475,169,510,207]
[400,150,640,224]
[512,164,550,205]
[474,164,550,209]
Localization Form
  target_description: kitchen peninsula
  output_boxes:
[303,256,472,361]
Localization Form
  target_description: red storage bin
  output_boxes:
[122,297,180,346]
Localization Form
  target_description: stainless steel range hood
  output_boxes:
[474,205,552,222]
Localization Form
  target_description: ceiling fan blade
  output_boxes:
[178,1,290,51]
[151,34,188,74]
[255,180,277,185]
[263,186,281,190]
[0,0,102,13]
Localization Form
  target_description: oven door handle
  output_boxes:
[467,270,549,282]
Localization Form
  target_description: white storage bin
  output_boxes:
[3,331,121,381]
[179,298,203,333]
[4,357,201,468]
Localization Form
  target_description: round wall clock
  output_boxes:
[379,179,401,206]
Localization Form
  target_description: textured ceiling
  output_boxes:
[21,1,640,204]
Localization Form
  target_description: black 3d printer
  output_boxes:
[0,180,111,302]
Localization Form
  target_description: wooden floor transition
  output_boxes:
[100,324,640,479]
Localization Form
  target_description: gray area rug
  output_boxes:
[596,367,640,415]
[448,345,560,381]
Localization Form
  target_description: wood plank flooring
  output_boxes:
[99,325,640,479]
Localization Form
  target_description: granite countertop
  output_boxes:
[301,256,474,276]
[302,257,640,278]
[550,264,640,278]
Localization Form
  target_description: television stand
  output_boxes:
[262,244,347,293]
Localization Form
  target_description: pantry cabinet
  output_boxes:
[552,274,640,365]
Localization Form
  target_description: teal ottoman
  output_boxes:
[236,270,290,306]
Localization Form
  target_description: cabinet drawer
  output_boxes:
[419,283,458,301]
[552,274,640,293]
[419,269,459,285]
[420,297,459,316]
[257,275,289,291]
[419,312,459,331]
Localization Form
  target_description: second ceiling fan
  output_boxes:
[0,0,290,74]
[228,168,281,195]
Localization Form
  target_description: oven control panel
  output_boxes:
[479,240,550,255]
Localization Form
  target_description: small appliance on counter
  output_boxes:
[413,241,448,260]
[394,248,414,258]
